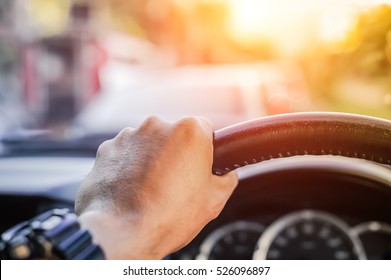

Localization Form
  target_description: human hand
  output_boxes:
[75,116,238,259]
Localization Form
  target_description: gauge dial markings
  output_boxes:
[196,221,264,260]
[253,210,367,260]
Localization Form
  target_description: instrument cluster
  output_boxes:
[184,210,391,260]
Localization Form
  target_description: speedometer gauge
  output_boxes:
[351,222,391,260]
[196,221,264,260]
[253,210,366,260]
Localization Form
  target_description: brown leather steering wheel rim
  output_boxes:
[212,112,391,175]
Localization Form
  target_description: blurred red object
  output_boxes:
[266,94,291,115]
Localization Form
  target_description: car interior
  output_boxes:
[0,0,390,260]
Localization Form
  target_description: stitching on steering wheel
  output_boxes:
[215,150,390,175]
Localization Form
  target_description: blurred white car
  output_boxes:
[75,61,309,133]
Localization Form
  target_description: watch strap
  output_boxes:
[0,208,105,260]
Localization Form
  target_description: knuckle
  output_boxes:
[143,115,161,126]
[119,127,134,137]
[96,139,111,157]
[180,116,199,126]
[137,116,164,133]
[176,117,198,130]
[174,117,205,137]
[116,127,135,142]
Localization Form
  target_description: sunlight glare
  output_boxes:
[227,0,277,40]
[318,8,361,52]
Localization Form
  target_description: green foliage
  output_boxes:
[303,5,391,119]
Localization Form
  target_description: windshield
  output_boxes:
[1,0,390,144]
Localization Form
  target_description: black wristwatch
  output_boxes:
[0,208,105,260]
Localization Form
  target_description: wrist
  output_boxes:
[77,208,165,260]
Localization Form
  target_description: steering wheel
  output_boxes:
[212,112,391,175]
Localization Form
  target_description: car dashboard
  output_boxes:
[0,155,390,260]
